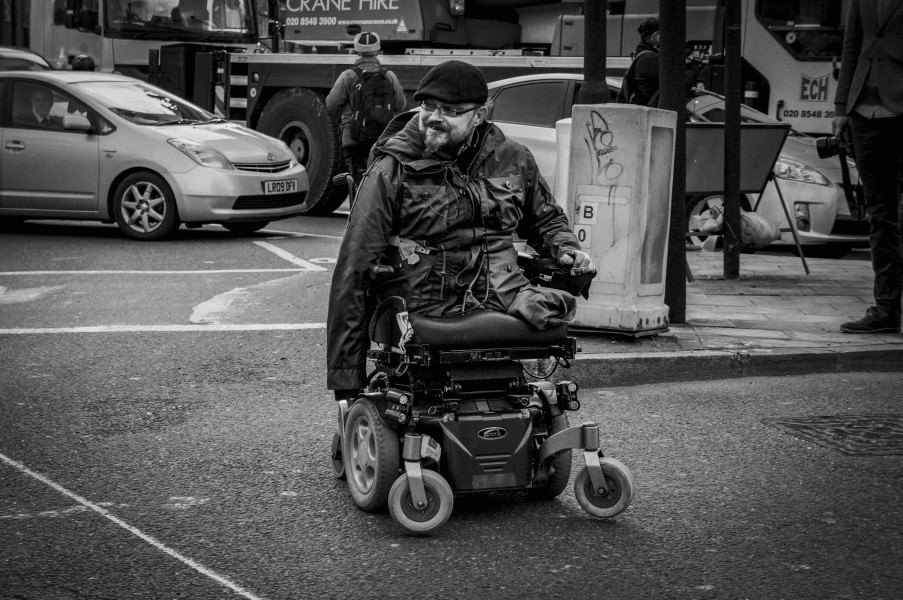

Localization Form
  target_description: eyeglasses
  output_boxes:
[419,101,478,117]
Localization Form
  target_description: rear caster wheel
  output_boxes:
[388,470,454,534]
[330,432,345,479]
[342,399,399,511]
[574,457,634,518]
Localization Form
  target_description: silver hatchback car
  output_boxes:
[0,71,309,240]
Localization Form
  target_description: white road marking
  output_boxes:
[253,241,327,271]
[0,285,65,304]
[0,269,309,276]
[265,230,343,240]
[0,323,326,334]
[190,287,250,324]
[0,451,267,600]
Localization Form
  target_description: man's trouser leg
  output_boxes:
[851,113,903,316]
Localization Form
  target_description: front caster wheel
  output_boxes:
[342,399,399,511]
[388,470,454,535]
[330,432,345,479]
[574,457,635,518]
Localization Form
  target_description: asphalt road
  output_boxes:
[1,218,900,599]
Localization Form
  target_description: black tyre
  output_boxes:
[388,470,454,535]
[257,88,346,216]
[222,221,269,235]
[342,399,400,512]
[112,171,180,241]
[531,413,572,500]
[330,432,345,479]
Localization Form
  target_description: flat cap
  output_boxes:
[413,60,488,105]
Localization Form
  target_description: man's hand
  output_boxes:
[559,250,596,274]
[832,115,850,138]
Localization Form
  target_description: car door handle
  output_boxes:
[4,141,25,151]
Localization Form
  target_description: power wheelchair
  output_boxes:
[330,253,634,534]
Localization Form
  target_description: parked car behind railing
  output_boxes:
[486,73,869,258]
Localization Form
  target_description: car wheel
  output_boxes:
[685,194,753,251]
[222,221,269,235]
[257,88,346,216]
[113,171,180,241]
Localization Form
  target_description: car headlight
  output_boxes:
[773,157,828,186]
[168,138,233,169]
[279,141,298,168]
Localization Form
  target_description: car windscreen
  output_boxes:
[686,91,777,125]
[73,81,213,125]
[0,56,51,71]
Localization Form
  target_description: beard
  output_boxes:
[420,116,472,155]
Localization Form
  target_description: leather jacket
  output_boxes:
[326,110,582,391]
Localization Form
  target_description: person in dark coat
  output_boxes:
[617,16,661,107]
[326,60,594,398]
[833,0,903,333]
[325,32,406,187]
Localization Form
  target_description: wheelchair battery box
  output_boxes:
[436,410,533,491]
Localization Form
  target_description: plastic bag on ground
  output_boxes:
[740,210,782,248]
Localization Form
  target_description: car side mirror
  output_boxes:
[63,114,92,132]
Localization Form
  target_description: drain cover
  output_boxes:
[762,414,903,456]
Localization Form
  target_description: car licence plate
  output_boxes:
[264,179,297,195]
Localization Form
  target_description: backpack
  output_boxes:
[616,50,659,107]
[348,66,397,145]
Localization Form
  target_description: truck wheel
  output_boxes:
[257,88,346,216]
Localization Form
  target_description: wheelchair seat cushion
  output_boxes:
[409,310,568,350]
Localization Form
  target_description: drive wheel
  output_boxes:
[574,457,635,518]
[330,432,345,479]
[388,470,454,535]
[113,171,179,241]
[222,221,269,235]
[530,413,572,500]
[257,88,345,216]
[342,399,399,511]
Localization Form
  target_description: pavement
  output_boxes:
[567,249,903,388]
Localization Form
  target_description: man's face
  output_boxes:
[32,90,53,118]
[418,99,485,155]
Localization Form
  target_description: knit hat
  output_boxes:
[413,60,488,105]
[72,54,96,71]
[638,17,659,39]
[354,32,380,54]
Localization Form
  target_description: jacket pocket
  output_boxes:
[483,174,524,230]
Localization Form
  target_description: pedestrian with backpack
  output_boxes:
[616,17,661,107]
[326,32,407,193]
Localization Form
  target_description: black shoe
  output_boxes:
[840,306,901,333]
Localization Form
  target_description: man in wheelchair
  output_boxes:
[325,60,632,533]
[327,59,594,398]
